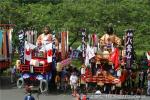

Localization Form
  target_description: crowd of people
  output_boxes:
[22,64,150,100]
[53,64,150,96]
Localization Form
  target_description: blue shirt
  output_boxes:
[24,95,35,100]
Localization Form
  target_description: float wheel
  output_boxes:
[17,78,24,88]
[39,79,48,93]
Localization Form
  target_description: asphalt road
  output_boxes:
[1,76,150,100]
[0,76,74,100]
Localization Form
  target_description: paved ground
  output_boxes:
[0,76,74,100]
[1,76,150,100]
[0,88,74,100]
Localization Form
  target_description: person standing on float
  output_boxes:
[36,26,58,57]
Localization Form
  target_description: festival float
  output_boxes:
[16,29,71,93]
[80,28,135,88]
[0,24,14,73]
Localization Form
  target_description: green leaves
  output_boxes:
[1,0,150,52]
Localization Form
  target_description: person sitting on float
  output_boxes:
[99,23,121,50]
[36,26,58,57]
[36,26,53,47]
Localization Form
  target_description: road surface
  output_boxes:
[1,76,150,100]
[0,76,74,100]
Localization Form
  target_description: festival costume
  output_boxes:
[36,33,53,46]
[100,33,121,46]
[36,33,58,63]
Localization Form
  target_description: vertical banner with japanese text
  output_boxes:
[82,30,86,58]
[18,30,25,64]
[125,29,134,69]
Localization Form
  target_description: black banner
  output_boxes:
[18,30,25,64]
[125,29,134,68]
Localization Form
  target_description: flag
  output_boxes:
[85,44,95,66]
[45,43,52,63]
[110,48,119,71]
[24,47,31,61]
[24,41,36,61]
[47,49,52,63]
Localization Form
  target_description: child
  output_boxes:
[24,86,35,100]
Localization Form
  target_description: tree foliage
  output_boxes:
[0,0,150,52]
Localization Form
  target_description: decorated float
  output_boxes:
[80,28,134,88]
[16,29,71,93]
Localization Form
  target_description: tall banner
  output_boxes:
[82,30,86,58]
[125,29,134,68]
[18,30,25,64]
